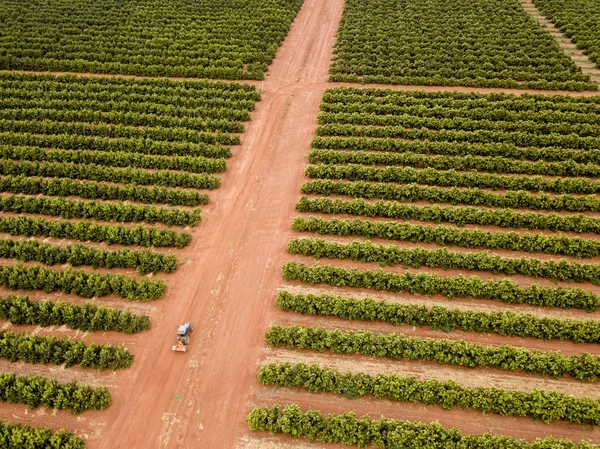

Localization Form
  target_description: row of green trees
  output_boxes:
[0,159,221,189]
[0,195,201,227]
[311,135,600,165]
[301,179,600,213]
[282,261,598,310]
[0,131,231,159]
[0,216,192,248]
[265,325,600,381]
[259,362,600,424]
[0,265,166,301]
[248,404,600,448]
[276,291,600,343]
[309,148,600,179]
[317,111,600,138]
[306,164,600,195]
[295,197,600,236]
[288,237,600,285]
[0,295,150,333]
[0,331,132,370]
[0,420,84,449]
[0,175,206,207]
[0,119,240,146]
[0,238,178,274]
[0,373,110,414]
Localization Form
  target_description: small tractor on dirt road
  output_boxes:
[172,322,193,352]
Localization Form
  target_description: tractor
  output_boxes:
[172,322,193,352]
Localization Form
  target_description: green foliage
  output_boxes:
[248,404,600,448]
[265,325,600,381]
[0,265,166,301]
[306,163,600,195]
[259,362,600,424]
[0,373,110,414]
[0,420,85,449]
[295,197,600,236]
[0,238,177,274]
[533,0,600,70]
[276,290,600,343]
[0,331,132,370]
[0,216,191,248]
[0,194,201,227]
[0,175,207,207]
[329,0,595,90]
[0,295,150,333]
[282,261,599,311]
[0,0,304,79]
[288,237,600,284]
[301,179,600,213]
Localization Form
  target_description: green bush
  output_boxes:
[0,295,150,334]
[0,420,85,449]
[265,325,600,381]
[259,362,600,424]
[276,291,600,343]
[282,261,600,311]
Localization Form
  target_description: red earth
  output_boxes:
[1,0,600,447]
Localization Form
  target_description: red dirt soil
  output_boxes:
[1,0,600,447]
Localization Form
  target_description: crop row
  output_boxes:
[302,178,600,214]
[316,123,600,151]
[309,149,600,179]
[319,98,600,125]
[0,145,228,172]
[0,331,132,370]
[0,159,222,189]
[282,261,599,311]
[0,295,150,334]
[276,291,600,343]
[259,362,600,424]
[0,131,232,159]
[0,216,191,248]
[0,0,304,78]
[0,107,245,134]
[0,195,201,227]
[0,238,178,274]
[0,119,240,147]
[248,404,599,448]
[0,421,84,449]
[311,135,600,165]
[306,164,600,195]
[0,373,109,414]
[295,196,600,235]
[288,237,600,285]
[266,325,600,381]
[0,175,206,207]
[0,265,166,301]
[533,0,600,69]
[317,111,600,138]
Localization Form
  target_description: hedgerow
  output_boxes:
[248,404,600,448]
[295,197,600,235]
[288,237,600,284]
[259,362,600,424]
[0,295,150,333]
[0,238,178,274]
[0,373,110,414]
[0,421,84,449]
[265,325,600,381]
[0,216,192,248]
[0,265,166,301]
[0,195,201,227]
[282,261,599,311]
[0,331,133,370]
[276,291,600,343]
[301,179,600,213]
